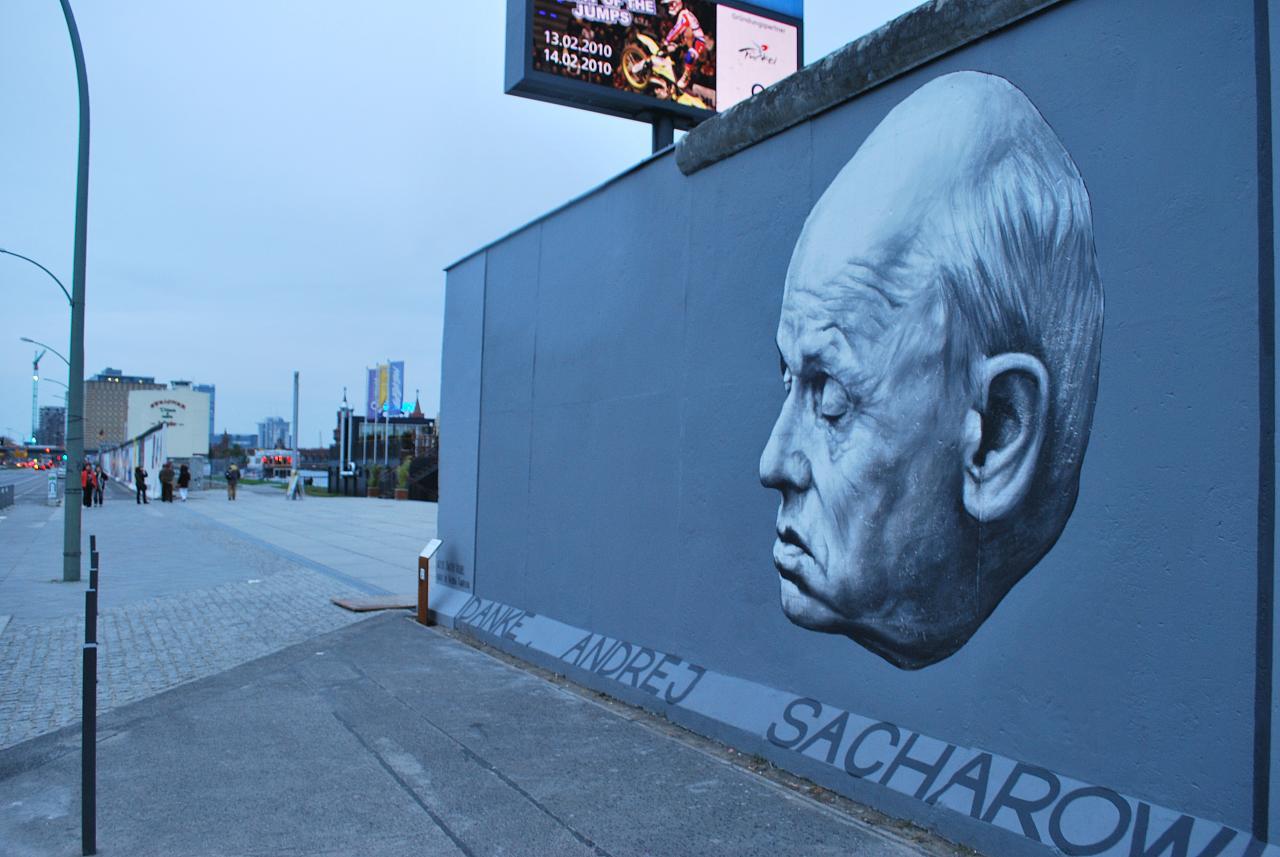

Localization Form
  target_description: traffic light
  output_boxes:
[61,454,67,461]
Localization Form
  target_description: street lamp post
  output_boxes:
[59,0,91,587]
[20,336,70,366]
[2,3,94,585]
[0,250,71,304]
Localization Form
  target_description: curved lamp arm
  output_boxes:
[0,248,72,305]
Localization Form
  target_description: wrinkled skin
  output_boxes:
[760,240,982,669]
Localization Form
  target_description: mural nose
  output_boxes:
[760,414,811,492]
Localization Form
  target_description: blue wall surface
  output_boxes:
[439,1,1278,853]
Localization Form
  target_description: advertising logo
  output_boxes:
[737,41,778,64]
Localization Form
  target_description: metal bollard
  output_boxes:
[417,558,430,626]
[82,538,98,856]
[417,539,442,626]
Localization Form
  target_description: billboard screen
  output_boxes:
[509,0,801,124]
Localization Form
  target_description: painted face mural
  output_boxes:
[760,72,1104,669]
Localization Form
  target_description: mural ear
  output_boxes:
[962,353,1050,523]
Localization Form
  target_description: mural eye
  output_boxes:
[818,376,852,421]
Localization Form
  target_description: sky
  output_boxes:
[0,0,920,449]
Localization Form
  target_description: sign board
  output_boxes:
[506,0,802,127]
[126,389,210,458]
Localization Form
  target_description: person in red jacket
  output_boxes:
[81,462,96,509]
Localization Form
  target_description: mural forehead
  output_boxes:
[789,72,1061,296]
[763,71,1104,670]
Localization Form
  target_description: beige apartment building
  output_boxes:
[84,368,164,450]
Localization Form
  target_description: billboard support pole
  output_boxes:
[291,371,299,481]
[338,395,346,475]
[652,115,675,153]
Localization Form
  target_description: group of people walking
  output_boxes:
[75,460,235,504]
[131,461,191,503]
[79,463,108,508]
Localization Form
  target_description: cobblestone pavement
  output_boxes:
[0,491,394,749]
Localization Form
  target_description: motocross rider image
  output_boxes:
[662,0,707,92]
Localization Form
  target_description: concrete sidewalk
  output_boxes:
[0,483,432,625]
[189,485,435,596]
[0,613,950,857]
[0,485,961,856]
[0,485,432,748]
[0,490,386,748]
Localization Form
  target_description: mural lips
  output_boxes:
[772,525,812,579]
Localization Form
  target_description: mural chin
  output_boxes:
[775,554,985,671]
[760,70,1104,670]
[776,566,844,631]
[778,578,818,622]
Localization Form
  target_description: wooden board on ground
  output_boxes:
[331,594,416,613]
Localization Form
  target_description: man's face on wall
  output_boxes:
[760,164,982,668]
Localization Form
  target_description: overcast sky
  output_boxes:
[0,0,920,448]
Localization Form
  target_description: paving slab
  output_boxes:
[187,486,435,592]
[0,614,940,857]
[0,486,408,749]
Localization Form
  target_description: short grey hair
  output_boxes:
[931,77,1103,574]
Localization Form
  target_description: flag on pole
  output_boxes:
[389,362,405,413]
[366,368,379,420]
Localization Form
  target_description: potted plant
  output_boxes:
[395,460,411,501]
[366,465,381,498]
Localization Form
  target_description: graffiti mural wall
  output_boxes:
[437,0,1276,854]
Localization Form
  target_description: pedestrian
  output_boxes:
[81,462,95,508]
[135,464,149,504]
[159,461,175,502]
[225,463,240,500]
[93,463,107,506]
[178,463,191,502]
